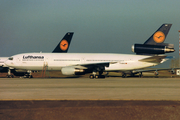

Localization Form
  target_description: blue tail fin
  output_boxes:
[144,24,172,45]
[52,32,74,53]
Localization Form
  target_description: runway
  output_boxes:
[1,77,180,100]
[1,77,180,119]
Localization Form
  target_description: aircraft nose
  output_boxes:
[4,60,10,66]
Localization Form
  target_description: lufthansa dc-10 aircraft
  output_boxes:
[5,24,175,78]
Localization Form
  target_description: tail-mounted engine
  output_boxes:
[132,43,175,54]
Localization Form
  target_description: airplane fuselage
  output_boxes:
[5,53,159,72]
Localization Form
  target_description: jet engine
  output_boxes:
[61,67,85,75]
[132,44,175,54]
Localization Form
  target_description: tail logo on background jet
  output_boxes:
[60,39,69,51]
[153,31,165,43]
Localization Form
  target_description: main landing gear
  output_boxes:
[122,73,127,78]
[89,74,105,79]
[23,70,33,78]
[89,70,105,79]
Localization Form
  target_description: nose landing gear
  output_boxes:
[6,69,14,78]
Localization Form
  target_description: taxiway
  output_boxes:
[1,77,180,100]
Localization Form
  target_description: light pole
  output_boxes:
[179,30,180,67]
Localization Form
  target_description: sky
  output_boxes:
[0,0,180,68]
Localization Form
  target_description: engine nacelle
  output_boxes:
[61,67,85,75]
[132,44,175,54]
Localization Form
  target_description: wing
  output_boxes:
[139,55,166,63]
[133,68,170,74]
[109,55,174,75]
[133,67,180,73]
[139,55,173,63]
[71,62,116,70]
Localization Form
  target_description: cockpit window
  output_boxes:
[8,57,13,60]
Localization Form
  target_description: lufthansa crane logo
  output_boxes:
[153,31,165,43]
[60,40,68,51]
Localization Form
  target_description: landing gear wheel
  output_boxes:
[122,73,127,78]
[95,75,99,79]
[89,75,94,79]
[6,75,10,78]
[6,75,14,78]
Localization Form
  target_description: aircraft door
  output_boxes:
[44,58,49,67]
[81,57,85,63]
[41,57,51,74]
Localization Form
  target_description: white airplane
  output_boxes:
[1,32,74,78]
[4,24,175,78]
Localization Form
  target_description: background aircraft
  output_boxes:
[0,32,73,78]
